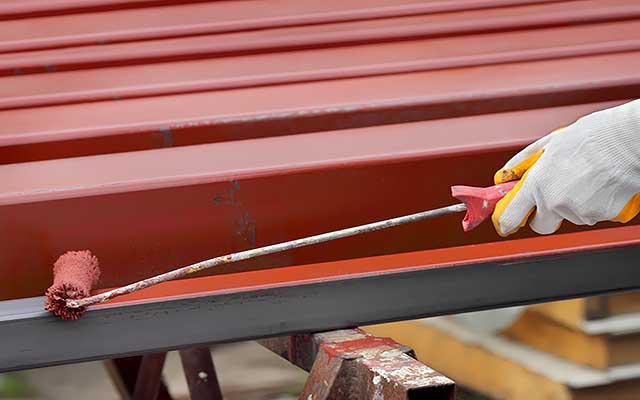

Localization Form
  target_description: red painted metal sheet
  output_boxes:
[0,101,630,301]
[1,0,639,332]
[0,0,638,75]
[0,0,561,53]
[1,51,638,164]
[1,20,639,111]
[0,0,208,20]
[98,224,640,308]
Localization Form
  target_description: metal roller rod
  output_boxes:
[67,203,466,309]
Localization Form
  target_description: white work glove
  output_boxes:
[492,100,640,236]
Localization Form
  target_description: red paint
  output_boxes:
[0,0,637,76]
[322,336,399,358]
[0,0,208,20]
[0,102,632,301]
[2,0,638,312]
[2,20,640,112]
[0,54,637,164]
[44,250,100,320]
[93,224,640,309]
[0,101,622,205]
[0,0,562,52]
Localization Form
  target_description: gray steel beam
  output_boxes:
[0,245,639,372]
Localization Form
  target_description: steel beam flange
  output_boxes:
[261,328,455,400]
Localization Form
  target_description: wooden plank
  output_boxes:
[502,310,610,369]
[573,379,640,400]
[531,292,640,331]
[529,298,586,330]
[366,320,573,400]
[596,293,640,318]
[366,318,640,400]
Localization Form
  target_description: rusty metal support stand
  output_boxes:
[260,328,455,400]
[132,352,167,400]
[179,346,224,400]
[105,354,173,400]
[105,347,224,400]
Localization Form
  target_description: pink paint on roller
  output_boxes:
[451,181,518,232]
[45,250,100,320]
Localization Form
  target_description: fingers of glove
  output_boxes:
[494,127,566,184]
[529,209,563,235]
[492,170,536,236]
[613,193,640,223]
[503,131,557,168]
[494,149,544,185]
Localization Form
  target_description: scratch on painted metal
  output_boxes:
[213,180,257,248]
[159,127,174,147]
[230,180,256,248]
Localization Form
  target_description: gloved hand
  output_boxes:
[492,100,640,236]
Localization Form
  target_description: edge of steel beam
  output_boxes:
[2,34,639,111]
[2,1,639,75]
[0,65,636,164]
[1,243,639,372]
[0,0,562,52]
[0,0,206,20]
[0,100,625,204]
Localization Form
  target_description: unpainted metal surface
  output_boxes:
[262,329,454,400]
[0,228,639,372]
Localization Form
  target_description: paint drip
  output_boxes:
[45,250,100,320]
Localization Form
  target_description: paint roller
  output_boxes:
[46,181,516,319]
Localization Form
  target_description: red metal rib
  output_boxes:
[0,0,563,53]
[1,51,638,164]
[0,0,638,75]
[2,20,639,111]
[0,0,208,20]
